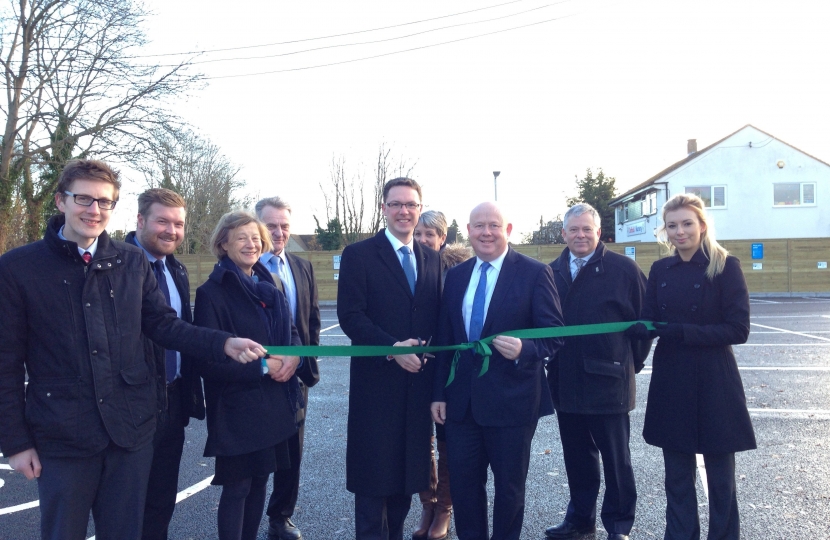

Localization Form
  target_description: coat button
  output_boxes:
[694,284,701,289]
[661,282,666,287]
[107,263,112,267]
[92,350,97,355]
[691,305,697,311]
[46,392,51,397]
[661,304,667,310]
[85,303,91,307]
[99,399,103,404]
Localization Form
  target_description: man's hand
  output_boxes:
[492,335,522,360]
[431,402,447,425]
[9,448,41,480]
[270,355,300,382]
[391,338,423,373]
[224,337,268,364]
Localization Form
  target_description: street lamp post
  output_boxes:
[493,171,501,201]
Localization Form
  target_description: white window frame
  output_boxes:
[685,185,727,209]
[772,182,816,207]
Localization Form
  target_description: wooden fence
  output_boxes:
[179,238,830,301]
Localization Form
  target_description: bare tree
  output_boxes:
[317,143,416,247]
[141,127,249,255]
[0,0,198,250]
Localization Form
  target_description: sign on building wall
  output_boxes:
[751,243,764,259]
[333,255,341,269]
[625,246,636,260]
[627,220,646,236]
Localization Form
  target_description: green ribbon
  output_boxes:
[263,320,655,386]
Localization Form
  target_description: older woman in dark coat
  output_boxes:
[630,193,755,540]
[190,211,303,540]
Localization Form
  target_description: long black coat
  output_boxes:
[642,250,756,454]
[0,216,229,459]
[337,230,442,497]
[547,243,651,414]
[125,231,205,425]
[191,262,301,457]
[285,252,321,427]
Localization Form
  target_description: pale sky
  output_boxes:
[111,0,830,240]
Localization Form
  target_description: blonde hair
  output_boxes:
[209,211,273,259]
[656,193,728,280]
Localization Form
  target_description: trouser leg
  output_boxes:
[142,385,186,540]
[702,453,739,540]
[267,425,304,522]
[485,421,537,540]
[591,413,637,535]
[556,411,601,528]
[355,493,411,540]
[38,452,103,540]
[662,449,700,540]
[91,442,154,540]
[445,414,489,540]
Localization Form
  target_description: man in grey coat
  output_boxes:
[544,203,652,540]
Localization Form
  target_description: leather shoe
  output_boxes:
[268,517,302,540]
[607,535,629,540]
[544,520,596,539]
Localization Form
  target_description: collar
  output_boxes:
[58,226,99,257]
[384,228,415,254]
[569,249,596,265]
[131,235,165,265]
[473,247,508,274]
[667,248,710,267]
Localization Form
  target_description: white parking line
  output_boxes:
[738,343,830,346]
[0,500,39,516]
[696,454,709,500]
[749,323,830,342]
[320,324,340,333]
[748,408,830,414]
[750,299,781,304]
[0,464,11,470]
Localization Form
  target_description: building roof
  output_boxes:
[609,124,830,206]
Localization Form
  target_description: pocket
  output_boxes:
[25,378,80,443]
[582,357,626,407]
[121,363,155,428]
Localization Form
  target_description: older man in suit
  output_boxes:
[431,201,564,540]
[338,178,443,540]
[256,196,322,540]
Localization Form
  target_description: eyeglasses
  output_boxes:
[64,191,118,210]
[385,202,421,211]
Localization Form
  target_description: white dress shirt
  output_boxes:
[569,249,596,280]
[260,250,298,320]
[462,248,508,338]
[384,228,418,281]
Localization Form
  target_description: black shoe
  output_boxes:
[544,520,596,539]
[268,517,302,540]
[607,534,629,540]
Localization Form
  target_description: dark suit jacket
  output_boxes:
[337,229,442,497]
[285,252,321,425]
[434,247,565,427]
[126,232,205,425]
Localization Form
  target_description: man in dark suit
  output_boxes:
[338,178,442,540]
[431,201,564,540]
[127,188,205,540]
[544,204,651,540]
[256,196,322,540]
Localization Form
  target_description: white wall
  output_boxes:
[615,126,830,242]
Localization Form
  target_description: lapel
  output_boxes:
[285,252,306,311]
[481,248,518,337]
[453,258,476,340]
[554,248,573,294]
[374,230,414,298]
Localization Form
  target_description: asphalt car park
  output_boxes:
[2,299,830,539]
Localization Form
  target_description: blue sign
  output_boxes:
[751,243,763,259]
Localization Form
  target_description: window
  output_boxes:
[774,183,816,206]
[644,192,658,215]
[624,199,642,221]
[685,185,726,208]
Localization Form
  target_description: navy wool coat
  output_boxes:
[337,230,442,497]
[642,250,756,454]
[547,242,652,415]
[190,262,301,458]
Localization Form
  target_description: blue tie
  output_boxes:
[468,262,491,342]
[399,246,416,295]
[153,260,178,384]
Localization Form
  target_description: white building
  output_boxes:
[610,125,830,242]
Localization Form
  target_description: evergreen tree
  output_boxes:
[566,168,618,242]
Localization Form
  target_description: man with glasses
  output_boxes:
[0,159,267,540]
[338,178,443,540]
